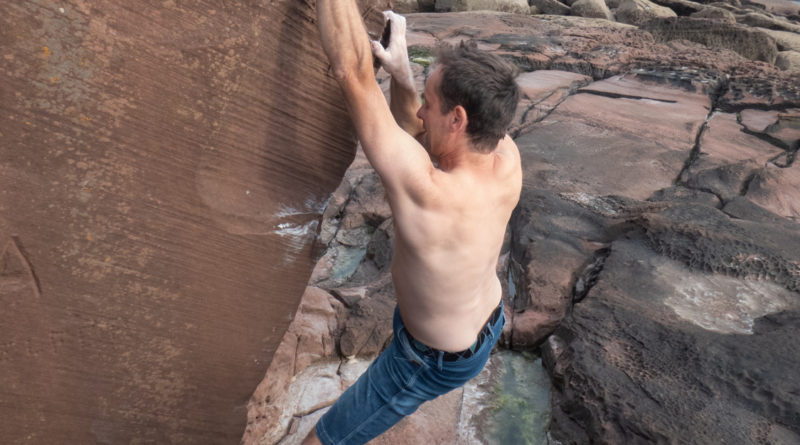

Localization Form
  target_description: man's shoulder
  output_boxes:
[493,137,522,181]
[496,135,520,161]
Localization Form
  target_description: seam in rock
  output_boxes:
[576,89,678,103]
[321,174,368,253]
[292,334,301,376]
[739,171,758,196]
[719,102,800,114]
[674,118,710,186]
[675,76,729,186]
[572,247,612,304]
[734,110,795,156]
[740,127,792,152]
[785,147,798,167]
[511,79,592,139]
[328,289,355,309]
[294,400,336,419]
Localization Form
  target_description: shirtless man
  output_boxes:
[307,3,521,444]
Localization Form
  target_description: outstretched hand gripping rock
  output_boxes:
[371,11,415,88]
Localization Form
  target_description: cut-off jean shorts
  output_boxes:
[315,301,505,445]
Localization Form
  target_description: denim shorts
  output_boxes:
[315,301,505,445]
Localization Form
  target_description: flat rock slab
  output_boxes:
[516,72,710,199]
[518,70,593,103]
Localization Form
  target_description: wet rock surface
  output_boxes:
[246,9,799,445]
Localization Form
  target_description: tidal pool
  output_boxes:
[481,351,552,445]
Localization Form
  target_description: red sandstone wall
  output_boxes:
[0,1,388,442]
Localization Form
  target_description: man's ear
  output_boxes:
[450,105,468,133]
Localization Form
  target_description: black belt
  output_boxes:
[406,303,503,362]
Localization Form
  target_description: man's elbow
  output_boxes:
[331,64,357,85]
[330,63,373,89]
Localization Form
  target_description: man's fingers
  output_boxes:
[371,40,388,60]
[382,10,406,35]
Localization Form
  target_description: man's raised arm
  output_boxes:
[371,12,425,139]
[316,0,374,87]
[316,2,434,203]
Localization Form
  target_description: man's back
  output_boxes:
[391,136,522,352]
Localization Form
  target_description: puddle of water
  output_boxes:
[482,351,552,445]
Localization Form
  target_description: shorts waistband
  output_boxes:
[405,302,503,362]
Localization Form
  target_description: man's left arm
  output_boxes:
[371,12,425,139]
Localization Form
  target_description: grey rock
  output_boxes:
[530,0,572,15]
[571,0,615,19]
[691,5,737,23]
[616,0,678,26]
[436,0,530,13]
[642,17,779,63]
[775,51,800,73]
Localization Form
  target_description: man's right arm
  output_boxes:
[316,1,434,206]
[371,12,425,139]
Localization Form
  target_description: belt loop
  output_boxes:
[437,351,444,371]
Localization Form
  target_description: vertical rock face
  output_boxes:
[0,0,388,443]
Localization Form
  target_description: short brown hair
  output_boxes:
[434,41,520,153]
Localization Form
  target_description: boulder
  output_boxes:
[706,1,740,10]
[242,287,345,445]
[393,0,422,13]
[530,0,572,15]
[616,0,678,26]
[690,5,737,23]
[757,27,800,52]
[642,17,779,63]
[571,0,615,20]
[746,0,800,16]
[435,0,531,13]
[735,11,800,33]
[0,0,390,443]
[418,0,437,11]
[648,0,705,15]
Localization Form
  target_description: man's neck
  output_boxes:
[436,141,496,172]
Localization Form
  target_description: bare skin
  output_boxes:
[305,5,521,445]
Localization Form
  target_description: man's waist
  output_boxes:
[402,301,503,362]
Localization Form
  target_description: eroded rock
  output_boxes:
[642,17,779,63]
[544,238,800,443]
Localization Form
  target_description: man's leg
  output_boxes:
[311,308,433,445]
